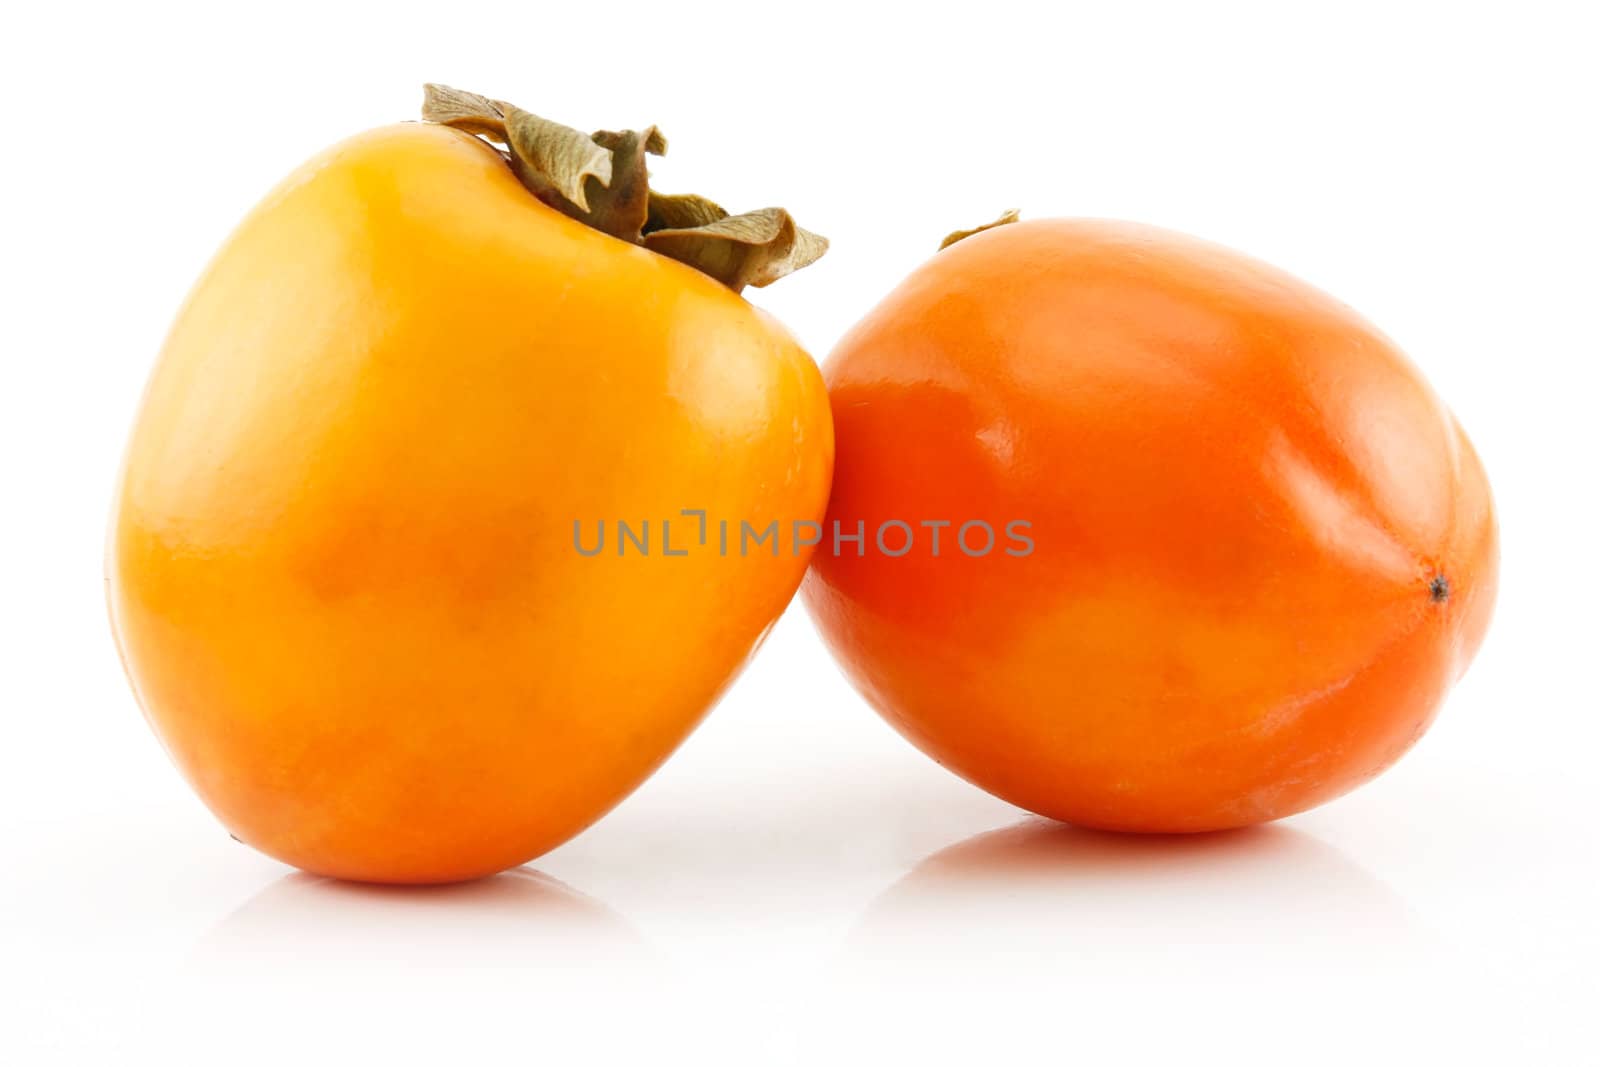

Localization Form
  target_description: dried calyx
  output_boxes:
[422,84,827,292]
[939,209,1021,250]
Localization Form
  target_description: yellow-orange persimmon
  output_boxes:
[805,217,1497,832]
[109,91,832,883]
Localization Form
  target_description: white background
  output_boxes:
[3,1,1597,1062]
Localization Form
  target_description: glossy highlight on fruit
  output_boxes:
[109,97,832,883]
[804,216,1497,832]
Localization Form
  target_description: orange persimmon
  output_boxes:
[804,216,1497,832]
[108,88,832,883]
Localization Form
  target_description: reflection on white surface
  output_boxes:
[161,866,682,1062]
[190,867,657,981]
[847,816,1430,974]
[794,817,1448,1062]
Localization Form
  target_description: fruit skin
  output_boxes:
[109,123,832,883]
[804,218,1496,833]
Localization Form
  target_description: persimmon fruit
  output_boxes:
[804,215,1497,832]
[108,87,832,883]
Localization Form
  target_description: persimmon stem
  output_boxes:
[939,209,1022,251]
[421,84,827,293]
